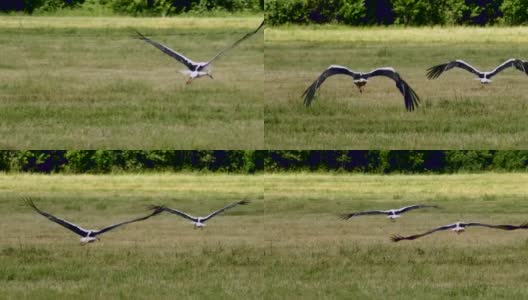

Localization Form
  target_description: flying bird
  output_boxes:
[391,221,528,242]
[340,204,439,221]
[150,199,250,228]
[27,198,163,244]
[132,20,264,84]
[426,58,528,84]
[303,65,420,111]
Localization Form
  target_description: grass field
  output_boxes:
[263,173,528,299]
[265,27,528,149]
[2,173,527,299]
[0,17,263,149]
[0,174,263,299]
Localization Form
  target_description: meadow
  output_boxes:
[0,174,263,299]
[265,26,528,149]
[0,17,263,149]
[2,173,527,299]
[263,173,528,299]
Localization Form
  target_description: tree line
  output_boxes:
[265,150,528,172]
[0,0,263,15]
[0,151,526,174]
[0,151,264,173]
[265,0,528,26]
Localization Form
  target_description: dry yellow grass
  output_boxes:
[0,16,263,29]
[266,26,528,43]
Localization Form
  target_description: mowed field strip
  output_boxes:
[263,173,528,299]
[265,26,528,149]
[0,174,263,299]
[0,17,263,149]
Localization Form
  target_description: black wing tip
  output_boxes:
[339,213,352,220]
[148,204,165,211]
[519,222,528,228]
[390,234,405,242]
[130,29,147,40]
[302,84,318,107]
[426,64,446,80]
[23,197,37,209]
[149,205,165,217]
[403,81,420,112]
[239,199,251,205]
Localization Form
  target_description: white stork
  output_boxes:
[391,221,528,242]
[303,65,421,111]
[27,198,163,244]
[132,20,264,84]
[340,204,439,221]
[150,199,250,228]
[427,59,528,84]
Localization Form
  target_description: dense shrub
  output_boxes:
[444,151,494,172]
[0,0,262,15]
[501,0,528,24]
[337,0,366,25]
[264,0,522,26]
[491,151,528,171]
[459,0,503,25]
[0,151,525,174]
[264,151,526,173]
[265,0,308,25]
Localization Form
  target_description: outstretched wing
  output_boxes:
[466,222,528,231]
[26,198,89,237]
[340,210,388,220]
[302,65,360,107]
[205,20,264,66]
[366,68,421,112]
[202,200,251,222]
[132,30,196,70]
[93,207,164,236]
[149,205,198,222]
[391,223,456,242]
[488,59,528,78]
[396,204,439,214]
[426,60,481,79]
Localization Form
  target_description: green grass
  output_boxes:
[1,173,528,299]
[265,26,528,149]
[0,174,263,299]
[263,173,528,299]
[0,17,263,149]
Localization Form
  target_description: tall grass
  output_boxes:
[1,173,527,298]
[0,174,263,299]
[0,18,263,149]
[262,173,528,299]
[265,27,528,149]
